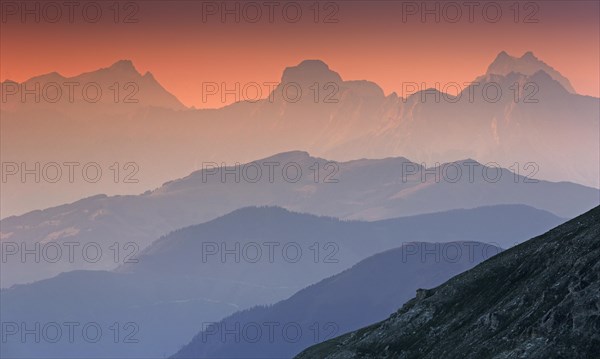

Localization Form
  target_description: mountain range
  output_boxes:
[485,51,576,93]
[1,50,598,359]
[0,59,185,112]
[0,205,562,358]
[2,51,598,218]
[2,151,597,287]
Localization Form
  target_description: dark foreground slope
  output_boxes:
[296,206,600,359]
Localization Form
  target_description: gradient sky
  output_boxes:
[1,0,598,108]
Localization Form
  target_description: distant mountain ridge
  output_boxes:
[2,150,596,287]
[0,59,186,112]
[0,51,576,110]
[485,51,576,93]
[2,51,598,219]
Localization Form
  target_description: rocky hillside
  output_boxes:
[296,206,600,359]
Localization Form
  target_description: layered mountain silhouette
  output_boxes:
[172,241,500,359]
[2,52,598,218]
[0,205,562,358]
[0,59,185,112]
[296,206,600,359]
[2,151,596,287]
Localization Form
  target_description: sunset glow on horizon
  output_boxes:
[1,0,599,108]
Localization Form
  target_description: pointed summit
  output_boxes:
[521,51,537,60]
[108,59,138,72]
[495,50,510,60]
[486,51,576,93]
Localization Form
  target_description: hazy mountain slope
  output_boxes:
[2,151,596,287]
[0,205,563,358]
[296,206,600,359]
[172,242,501,359]
[116,205,563,291]
[0,270,235,359]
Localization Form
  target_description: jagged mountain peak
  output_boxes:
[107,59,139,73]
[521,51,537,60]
[486,51,576,93]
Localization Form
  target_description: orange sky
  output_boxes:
[1,0,598,108]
